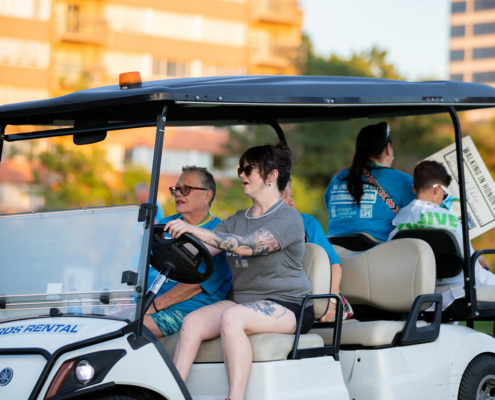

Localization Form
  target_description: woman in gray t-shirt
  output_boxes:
[164,142,314,400]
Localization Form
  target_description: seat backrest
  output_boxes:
[391,229,463,279]
[336,239,436,313]
[302,243,331,319]
[328,232,381,252]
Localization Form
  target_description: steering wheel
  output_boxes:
[150,224,215,284]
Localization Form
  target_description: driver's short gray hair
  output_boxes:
[182,166,216,206]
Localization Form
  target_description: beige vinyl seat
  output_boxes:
[392,229,495,303]
[310,239,436,347]
[159,243,331,362]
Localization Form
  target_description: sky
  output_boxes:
[298,0,451,81]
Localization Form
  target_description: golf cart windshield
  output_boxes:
[0,205,144,323]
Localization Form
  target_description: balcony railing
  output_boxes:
[57,14,109,45]
[250,42,301,68]
[251,0,303,25]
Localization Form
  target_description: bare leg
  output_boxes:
[144,315,163,338]
[173,300,236,381]
[221,301,297,400]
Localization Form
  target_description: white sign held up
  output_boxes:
[426,136,495,239]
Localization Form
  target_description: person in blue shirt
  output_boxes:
[325,122,415,242]
[144,166,232,339]
[283,181,353,321]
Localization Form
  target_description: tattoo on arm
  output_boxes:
[199,228,280,256]
[241,301,287,319]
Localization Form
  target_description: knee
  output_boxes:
[180,312,208,341]
[220,307,243,334]
[180,312,201,340]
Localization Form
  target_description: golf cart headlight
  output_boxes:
[75,360,94,384]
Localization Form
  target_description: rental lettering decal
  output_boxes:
[426,136,495,239]
[0,323,83,336]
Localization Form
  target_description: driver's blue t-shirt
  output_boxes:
[147,214,232,314]
[325,167,415,242]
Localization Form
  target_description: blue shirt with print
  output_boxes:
[301,213,340,265]
[325,167,415,242]
[147,214,232,314]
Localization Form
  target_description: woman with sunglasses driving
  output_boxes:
[144,166,232,340]
[325,122,416,242]
[165,142,312,400]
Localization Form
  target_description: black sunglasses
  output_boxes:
[237,165,259,178]
[169,186,207,197]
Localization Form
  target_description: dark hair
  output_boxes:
[181,165,216,206]
[239,141,294,192]
[347,122,391,206]
[414,161,452,193]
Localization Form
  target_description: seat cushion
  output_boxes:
[477,284,495,302]
[159,332,324,362]
[335,239,436,313]
[309,320,428,347]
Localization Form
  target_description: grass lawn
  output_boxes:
[458,320,494,335]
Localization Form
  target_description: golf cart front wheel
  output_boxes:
[459,353,495,400]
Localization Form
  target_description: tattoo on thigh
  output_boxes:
[242,301,287,319]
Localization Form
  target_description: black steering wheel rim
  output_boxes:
[150,224,215,284]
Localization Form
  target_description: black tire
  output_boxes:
[458,353,495,400]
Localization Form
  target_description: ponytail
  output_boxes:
[347,122,391,206]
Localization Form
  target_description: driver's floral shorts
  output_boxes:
[149,308,188,337]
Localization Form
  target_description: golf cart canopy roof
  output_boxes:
[1,76,495,136]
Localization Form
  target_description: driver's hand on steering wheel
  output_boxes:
[164,219,196,239]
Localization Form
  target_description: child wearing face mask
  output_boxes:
[388,160,495,312]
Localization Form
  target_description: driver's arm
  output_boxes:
[193,227,280,257]
[147,283,202,314]
[165,220,280,256]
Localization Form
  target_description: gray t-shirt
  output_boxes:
[214,200,312,307]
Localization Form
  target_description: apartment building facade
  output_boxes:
[0,0,303,212]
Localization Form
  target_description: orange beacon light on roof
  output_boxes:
[119,71,142,90]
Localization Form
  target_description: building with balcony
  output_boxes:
[0,0,303,212]
[450,0,495,119]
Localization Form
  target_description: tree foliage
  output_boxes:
[34,144,149,210]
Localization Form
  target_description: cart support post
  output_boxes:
[448,106,477,319]
[135,105,168,338]
[267,120,287,144]
[0,125,4,163]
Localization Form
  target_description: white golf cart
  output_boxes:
[1,74,495,400]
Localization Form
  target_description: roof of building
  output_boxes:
[1,76,495,136]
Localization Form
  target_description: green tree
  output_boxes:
[34,144,149,210]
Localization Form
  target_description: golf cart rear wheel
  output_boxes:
[458,353,495,400]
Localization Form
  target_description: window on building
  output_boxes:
[0,0,51,20]
[451,25,465,37]
[152,59,190,78]
[473,47,495,59]
[475,0,495,10]
[474,23,495,35]
[0,38,50,69]
[473,71,495,83]
[450,50,465,61]
[452,2,466,12]
[450,74,464,81]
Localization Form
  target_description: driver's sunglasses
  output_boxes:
[433,184,451,201]
[169,186,207,197]
[237,165,259,178]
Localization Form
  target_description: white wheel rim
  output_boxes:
[477,374,495,400]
